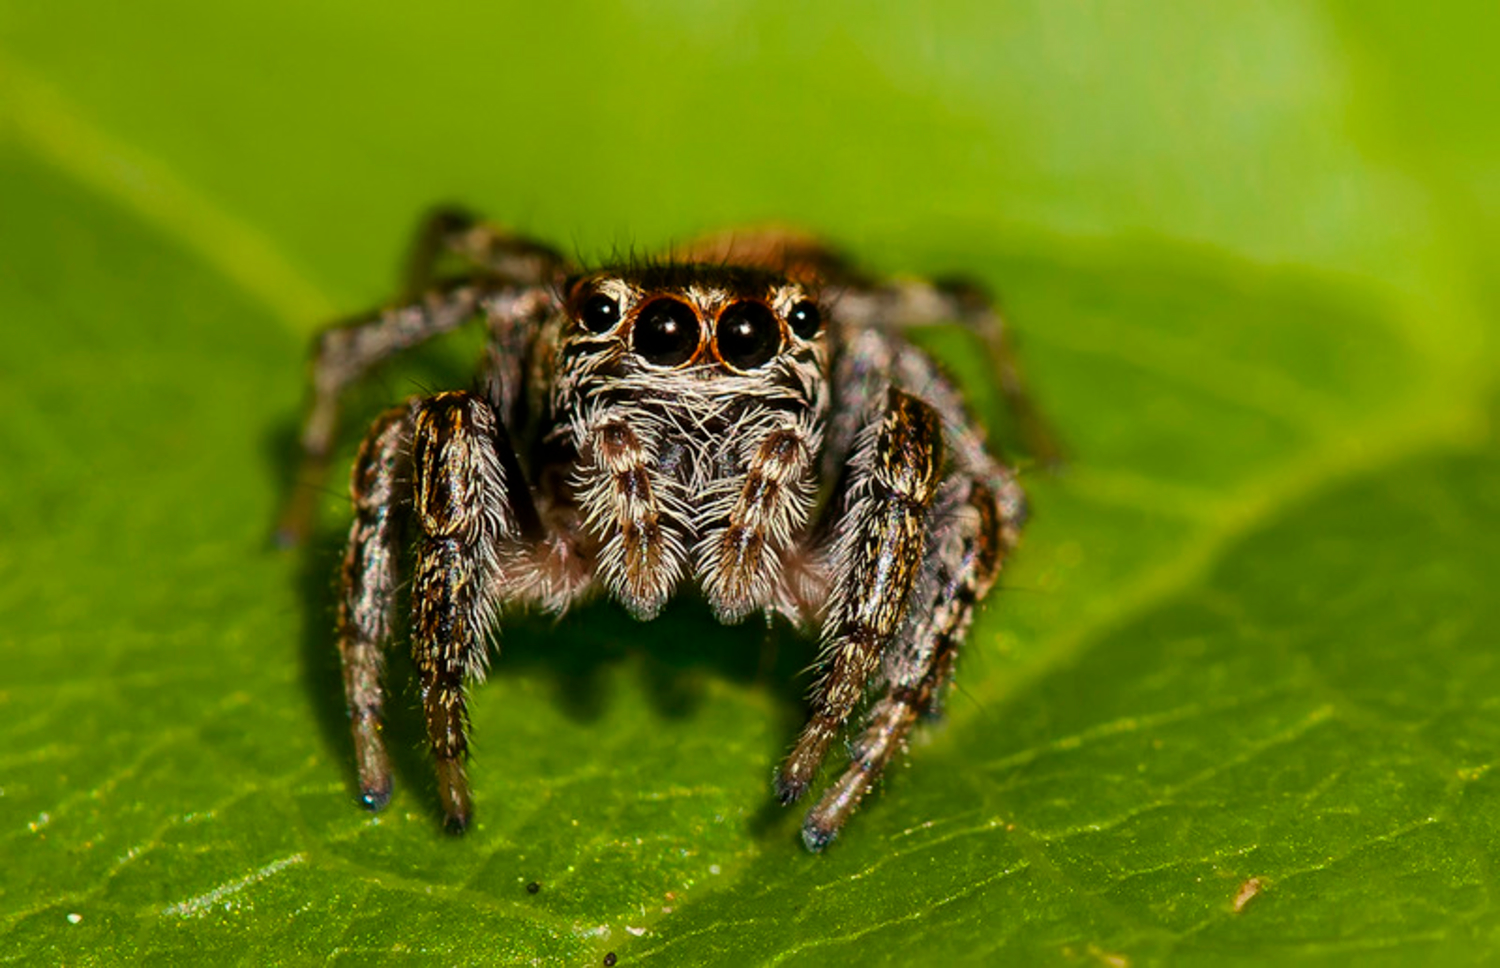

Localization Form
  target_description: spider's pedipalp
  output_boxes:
[576,416,687,620]
[698,418,818,624]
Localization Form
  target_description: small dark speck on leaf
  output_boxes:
[603,953,617,967]
[526,881,540,895]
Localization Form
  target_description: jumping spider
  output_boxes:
[281,211,1054,851]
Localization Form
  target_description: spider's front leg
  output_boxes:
[776,387,1024,850]
[276,211,565,547]
[776,389,944,805]
[339,390,531,832]
[801,457,1021,849]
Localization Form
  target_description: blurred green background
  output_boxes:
[2,2,1497,965]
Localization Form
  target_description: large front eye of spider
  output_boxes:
[715,301,782,371]
[578,292,621,333]
[631,298,701,366]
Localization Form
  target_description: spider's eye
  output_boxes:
[579,293,621,333]
[632,298,701,366]
[788,300,822,339]
[715,302,781,371]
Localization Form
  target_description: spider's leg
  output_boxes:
[285,286,480,539]
[280,210,567,548]
[337,405,412,811]
[401,206,568,298]
[407,391,528,833]
[836,275,1064,469]
[800,460,1024,851]
[776,388,945,807]
[278,276,559,547]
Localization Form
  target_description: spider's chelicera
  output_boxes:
[281,212,1052,851]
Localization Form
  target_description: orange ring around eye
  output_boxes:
[630,297,703,367]
[713,301,783,372]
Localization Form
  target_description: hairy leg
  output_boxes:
[277,211,569,547]
[680,228,1060,466]
[337,406,412,811]
[407,392,527,832]
[776,388,946,805]
[837,275,1063,468]
[401,206,567,298]
[800,465,1022,850]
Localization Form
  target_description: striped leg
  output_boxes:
[407,392,524,832]
[776,389,945,807]
[337,406,411,811]
[800,471,1019,850]
[837,276,1063,469]
[276,286,487,547]
[277,210,567,548]
[400,206,566,298]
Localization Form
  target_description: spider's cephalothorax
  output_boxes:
[282,212,1050,850]
[546,265,831,626]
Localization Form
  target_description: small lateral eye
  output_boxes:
[715,302,782,371]
[579,293,621,333]
[788,300,821,339]
[632,298,701,366]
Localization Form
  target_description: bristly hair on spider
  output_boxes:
[279,210,1055,851]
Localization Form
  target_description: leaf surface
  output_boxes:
[1,4,1495,965]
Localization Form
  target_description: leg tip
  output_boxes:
[775,772,809,805]
[359,779,393,812]
[435,757,473,835]
[353,729,393,811]
[801,820,836,853]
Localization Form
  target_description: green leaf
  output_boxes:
[1,3,1495,965]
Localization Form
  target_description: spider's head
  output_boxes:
[559,264,824,377]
